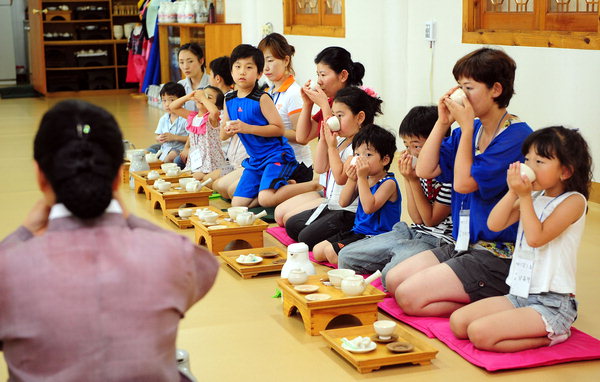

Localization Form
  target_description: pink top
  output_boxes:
[0,213,219,382]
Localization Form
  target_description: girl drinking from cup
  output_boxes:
[449,126,592,352]
[170,86,226,187]
[282,86,382,250]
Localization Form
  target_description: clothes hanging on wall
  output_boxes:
[126,24,149,87]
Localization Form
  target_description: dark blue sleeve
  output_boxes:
[471,122,532,201]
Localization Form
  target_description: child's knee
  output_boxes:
[325,246,338,264]
[449,310,469,339]
[257,190,276,207]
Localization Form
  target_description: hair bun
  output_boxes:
[52,140,112,182]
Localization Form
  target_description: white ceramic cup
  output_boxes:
[178,208,193,218]
[520,163,536,182]
[113,25,124,40]
[200,211,219,224]
[161,163,178,171]
[166,167,181,177]
[147,170,160,180]
[145,153,158,163]
[449,88,467,106]
[326,116,341,132]
[227,206,248,220]
[153,178,166,189]
[373,320,397,340]
[327,269,356,289]
[288,269,309,285]
[157,181,172,192]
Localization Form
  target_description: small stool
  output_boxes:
[165,205,224,229]
[131,170,194,199]
[149,186,212,216]
[276,275,386,336]
[190,215,268,254]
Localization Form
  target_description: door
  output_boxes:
[28,0,46,94]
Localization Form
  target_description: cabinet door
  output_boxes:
[28,0,46,94]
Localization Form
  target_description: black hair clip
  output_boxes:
[76,123,91,138]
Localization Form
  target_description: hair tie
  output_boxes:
[77,123,91,138]
[359,86,379,98]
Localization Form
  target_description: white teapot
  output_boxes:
[186,180,201,192]
[340,270,382,296]
[147,170,160,180]
[235,210,267,226]
[281,242,315,278]
[166,167,181,177]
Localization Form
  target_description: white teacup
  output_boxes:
[186,180,201,192]
[178,178,194,187]
[145,153,159,163]
[520,163,536,182]
[157,181,172,192]
[199,211,219,224]
[153,178,166,189]
[178,208,193,218]
[161,163,178,172]
[327,269,356,289]
[326,116,341,132]
[373,320,397,340]
[147,170,160,180]
[227,206,248,220]
[166,167,181,177]
[449,88,467,106]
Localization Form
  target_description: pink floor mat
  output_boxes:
[429,320,600,371]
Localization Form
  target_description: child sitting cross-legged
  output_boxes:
[312,124,400,265]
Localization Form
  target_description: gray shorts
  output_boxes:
[432,244,511,302]
[506,293,578,345]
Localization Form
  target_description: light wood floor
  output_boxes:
[1,95,599,381]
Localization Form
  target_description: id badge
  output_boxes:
[305,203,328,226]
[508,246,534,299]
[189,148,203,172]
[220,162,235,176]
[455,209,470,251]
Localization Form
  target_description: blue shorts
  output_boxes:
[506,292,578,346]
[233,161,298,198]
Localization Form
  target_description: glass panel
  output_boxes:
[487,0,534,12]
[325,0,343,14]
[296,0,318,14]
[548,0,599,12]
[167,26,181,83]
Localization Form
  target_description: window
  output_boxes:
[463,0,600,50]
[284,0,345,37]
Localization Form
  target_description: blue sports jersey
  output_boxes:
[353,173,401,236]
[437,119,532,244]
[225,84,296,169]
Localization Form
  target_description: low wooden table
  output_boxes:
[149,185,212,216]
[277,275,386,336]
[219,246,287,279]
[190,214,268,254]
[165,206,225,229]
[131,170,193,199]
[320,324,438,373]
[122,160,162,183]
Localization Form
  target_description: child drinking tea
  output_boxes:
[312,124,400,264]
[449,126,592,352]
[170,86,226,186]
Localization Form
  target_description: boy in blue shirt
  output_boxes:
[313,124,401,265]
[221,44,319,208]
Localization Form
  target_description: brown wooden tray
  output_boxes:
[131,170,194,199]
[320,324,438,373]
[190,215,268,253]
[219,247,287,279]
[165,206,225,229]
[150,186,212,215]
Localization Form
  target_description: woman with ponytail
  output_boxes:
[0,100,218,381]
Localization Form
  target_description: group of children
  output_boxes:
[147,35,593,354]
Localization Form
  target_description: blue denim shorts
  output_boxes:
[506,292,578,345]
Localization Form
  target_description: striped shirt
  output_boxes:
[411,178,454,244]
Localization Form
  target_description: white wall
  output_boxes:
[225,0,600,180]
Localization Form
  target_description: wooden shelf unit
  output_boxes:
[29,0,141,95]
[158,22,241,84]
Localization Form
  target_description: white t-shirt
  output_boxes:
[507,191,586,294]
[266,76,313,167]
[323,138,357,212]
[178,73,210,111]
